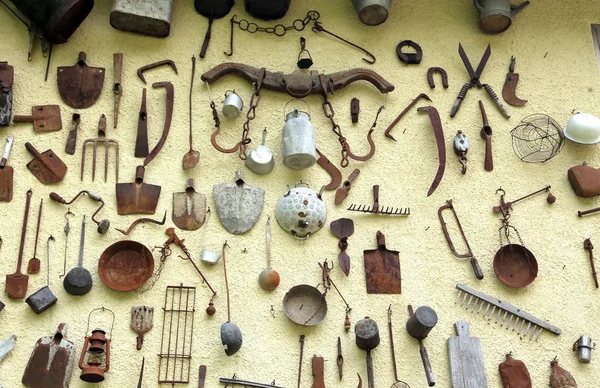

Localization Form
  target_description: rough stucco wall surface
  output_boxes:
[1,0,600,387]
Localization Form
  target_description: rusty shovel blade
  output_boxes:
[57,52,105,109]
[116,166,161,215]
[25,143,67,184]
[12,105,62,132]
[172,179,206,231]
[363,231,401,294]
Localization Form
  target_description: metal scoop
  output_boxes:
[246,128,274,175]
[26,199,43,274]
[183,56,200,169]
[355,317,380,388]
[220,242,243,356]
[25,235,57,314]
[63,215,92,296]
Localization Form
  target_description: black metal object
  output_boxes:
[396,40,422,64]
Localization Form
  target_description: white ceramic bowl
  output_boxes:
[563,112,600,145]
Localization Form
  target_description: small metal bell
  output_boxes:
[222,90,243,119]
[297,37,313,69]
[245,128,275,175]
[453,130,469,175]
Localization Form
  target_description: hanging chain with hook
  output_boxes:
[206,69,265,160]
[225,10,375,64]
[320,74,386,167]
[60,208,75,278]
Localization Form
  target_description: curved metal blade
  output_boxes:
[418,106,446,197]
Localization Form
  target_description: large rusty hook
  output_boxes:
[312,21,376,64]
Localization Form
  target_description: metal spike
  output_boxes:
[466,295,474,309]
[483,303,490,317]
[477,301,485,314]
[506,314,514,329]
[469,298,479,312]
[523,322,532,337]
[528,325,537,341]
[495,307,502,323]
[488,306,496,320]
[461,292,468,306]
[500,311,508,326]
[534,327,544,341]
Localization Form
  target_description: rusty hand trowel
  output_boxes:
[131,306,154,350]
[0,136,15,202]
[172,178,206,231]
[363,231,401,294]
[6,189,33,299]
[213,170,264,235]
[57,52,105,109]
[13,105,62,132]
[22,323,76,388]
[25,142,67,184]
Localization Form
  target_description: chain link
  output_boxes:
[233,11,320,37]
[239,73,264,160]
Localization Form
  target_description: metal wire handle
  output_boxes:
[86,306,115,338]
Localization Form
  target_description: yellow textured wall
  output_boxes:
[1,0,600,387]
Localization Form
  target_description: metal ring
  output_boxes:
[293,19,305,31]
[239,19,249,30]
[396,40,423,64]
[247,23,258,33]
[274,24,286,36]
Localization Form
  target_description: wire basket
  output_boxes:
[510,114,564,163]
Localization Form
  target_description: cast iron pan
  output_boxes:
[98,240,154,291]
[493,244,538,288]
[194,0,235,58]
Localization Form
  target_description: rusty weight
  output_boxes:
[568,164,600,197]
[499,353,532,388]
[57,52,105,109]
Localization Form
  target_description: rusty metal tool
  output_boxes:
[81,114,119,182]
[13,105,62,132]
[337,337,343,380]
[145,81,173,166]
[355,317,380,388]
[137,357,144,388]
[351,97,360,123]
[60,208,74,278]
[202,63,394,97]
[578,205,600,217]
[173,179,206,231]
[455,283,561,340]
[0,61,14,126]
[63,215,92,296]
[418,106,446,196]
[438,200,484,280]
[311,20,376,63]
[502,56,527,106]
[492,185,553,214]
[57,52,105,109]
[116,166,161,215]
[158,284,196,385]
[336,169,360,205]
[113,53,123,128]
[384,93,431,141]
[427,67,448,89]
[25,235,57,314]
[49,190,110,234]
[364,231,401,294]
[479,100,493,171]
[131,306,154,350]
[453,131,469,175]
[135,88,149,157]
[65,113,81,155]
[316,149,342,191]
[21,323,76,387]
[451,43,510,119]
[584,238,598,288]
[6,189,32,299]
[348,185,410,216]
[388,306,410,388]
[330,218,354,276]
[115,211,167,235]
[198,365,207,388]
[183,56,200,169]
[137,60,177,84]
[26,199,43,274]
[0,136,14,202]
[550,358,577,388]
[298,334,305,388]
[357,374,363,388]
[406,305,436,387]
[312,356,326,388]
[219,376,285,388]
[25,142,67,184]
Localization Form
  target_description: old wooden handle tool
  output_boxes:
[311,356,326,388]
[479,100,493,171]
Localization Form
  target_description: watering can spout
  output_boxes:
[511,1,530,16]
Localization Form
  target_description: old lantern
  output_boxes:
[79,307,114,383]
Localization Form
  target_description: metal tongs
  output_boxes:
[438,200,484,280]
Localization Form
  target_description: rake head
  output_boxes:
[347,204,410,216]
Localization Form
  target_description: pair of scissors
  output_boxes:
[450,43,510,119]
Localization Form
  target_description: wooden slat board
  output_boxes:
[447,321,488,388]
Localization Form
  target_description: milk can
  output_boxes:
[222,90,243,119]
[282,101,317,170]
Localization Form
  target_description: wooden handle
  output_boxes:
[199,19,213,59]
[311,356,326,388]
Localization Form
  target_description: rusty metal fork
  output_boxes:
[81,114,119,182]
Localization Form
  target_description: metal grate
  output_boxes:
[158,285,196,385]
[592,24,600,73]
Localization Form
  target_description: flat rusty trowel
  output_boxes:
[25,142,67,184]
[13,105,62,132]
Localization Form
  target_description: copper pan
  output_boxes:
[98,240,153,291]
[493,244,537,288]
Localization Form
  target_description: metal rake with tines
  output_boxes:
[81,114,119,182]
[347,185,410,216]
[455,283,561,341]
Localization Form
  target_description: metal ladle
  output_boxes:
[245,128,274,175]
[355,317,380,388]
[183,56,200,170]
[258,216,280,290]
[63,215,92,296]
[220,241,243,356]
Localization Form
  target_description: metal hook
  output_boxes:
[311,21,376,64]
[224,15,237,56]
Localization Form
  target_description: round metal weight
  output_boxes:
[98,240,154,291]
[283,284,327,326]
[493,244,538,288]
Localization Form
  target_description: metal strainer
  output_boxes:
[510,114,564,163]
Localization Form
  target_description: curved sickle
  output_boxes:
[418,106,446,197]
[201,63,394,96]
[144,81,174,167]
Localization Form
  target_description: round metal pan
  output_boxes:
[98,240,154,291]
[283,284,327,326]
[493,244,538,288]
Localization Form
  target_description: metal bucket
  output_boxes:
[110,0,174,38]
[282,102,316,170]
[352,0,391,26]
[473,0,529,34]
[10,0,94,44]
[222,90,243,119]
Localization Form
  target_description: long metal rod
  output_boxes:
[45,235,54,287]
[31,198,43,260]
[77,216,85,267]
[219,377,285,388]
[16,189,33,274]
[188,56,195,153]
[297,334,305,388]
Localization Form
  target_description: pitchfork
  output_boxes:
[81,114,119,182]
[347,185,410,216]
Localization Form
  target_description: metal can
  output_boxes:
[222,90,243,119]
[282,105,317,170]
[574,336,594,363]
[352,0,391,26]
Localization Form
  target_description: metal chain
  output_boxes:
[239,69,265,160]
[232,11,320,37]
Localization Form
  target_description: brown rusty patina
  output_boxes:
[57,52,105,109]
[363,231,401,294]
[13,104,62,132]
[98,240,154,292]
